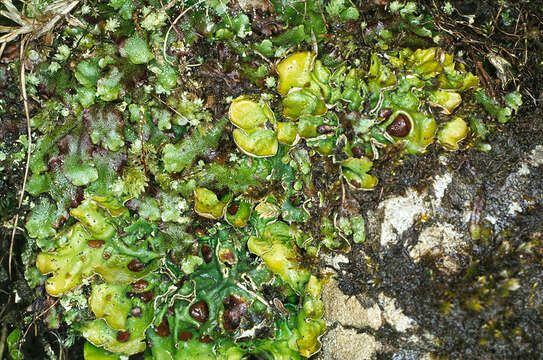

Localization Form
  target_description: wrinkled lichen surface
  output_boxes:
[0,0,542,359]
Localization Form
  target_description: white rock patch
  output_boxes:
[321,253,349,272]
[378,189,427,247]
[432,173,452,205]
[318,327,382,360]
[508,201,523,216]
[322,278,383,330]
[528,145,543,167]
[378,292,416,332]
[409,223,466,273]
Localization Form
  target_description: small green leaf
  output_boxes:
[351,216,366,243]
[84,342,121,360]
[77,87,96,108]
[504,91,522,113]
[341,7,360,21]
[26,173,52,195]
[121,36,154,64]
[63,154,98,186]
[25,198,58,239]
[75,60,101,87]
[158,66,177,92]
[96,67,122,101]
[86,105,125,151]
[7,329,23,360]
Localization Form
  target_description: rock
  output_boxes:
[408,223,466,273]
[321,253,349,272]
[317,326,382,360]
[528,145,543,167]
[377,188,427,248]
[322,278,382,330]
[378,292,416,332]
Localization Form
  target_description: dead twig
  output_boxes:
[469,48,496,100]
[18,298,61,358]
[138,106,148,176]
[0,325,7,360]
[9,35,31,279]
[0,0,80,44]
[163,0,206,65]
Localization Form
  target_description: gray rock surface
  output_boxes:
[316,142,543,359]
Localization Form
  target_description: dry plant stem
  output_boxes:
[0,325,7,360]
[469,48,496,100]
[163,0,205,65]
[0,0,80,43]
[9,36,31,279]
[18,298,61,358]
[139,107,148,176]
[9,214,19,278]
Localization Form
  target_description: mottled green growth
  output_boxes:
[229,96,279,157]
[248,221,311,294]
[438,117,468,150]
[84,342,121,360]
[225,201,252,227]
[297,116,325,138]
[70,199,117,240]
[121,35,154,64]
[194,187,231,219]
[61,130,99,186]
[368,53,397,89]
[341,157,378,190]
[429,90,462,114]
[36,199,154,296]
[404,111,437,154]
[277,52,314,96]
[233,128,279,158]
[282,90,323,119]
[96,67,122,101]
[25,198,59,239]
[476,90,522,123]
[351,216,366,244]
[277,52,329,118]
[83,278,154,355]
[196,161,268,194]
[85,105,125,151]
[75,60,101,88]
[162,118,227,172]
[296,295,326,357]
[89,283,132,330]
[82,303,153,355]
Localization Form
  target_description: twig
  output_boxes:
[160,0,178,11]
[9,36,31,279]
[18,298,61,357]
[0,324,8,359]
[9,214,19,278]
[0,0,80,44]
[138,106,148,176]
[162,0,205,65]
[0,325,7,360]
[469,48,496,100]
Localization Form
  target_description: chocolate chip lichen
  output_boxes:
[2,0,539,359]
